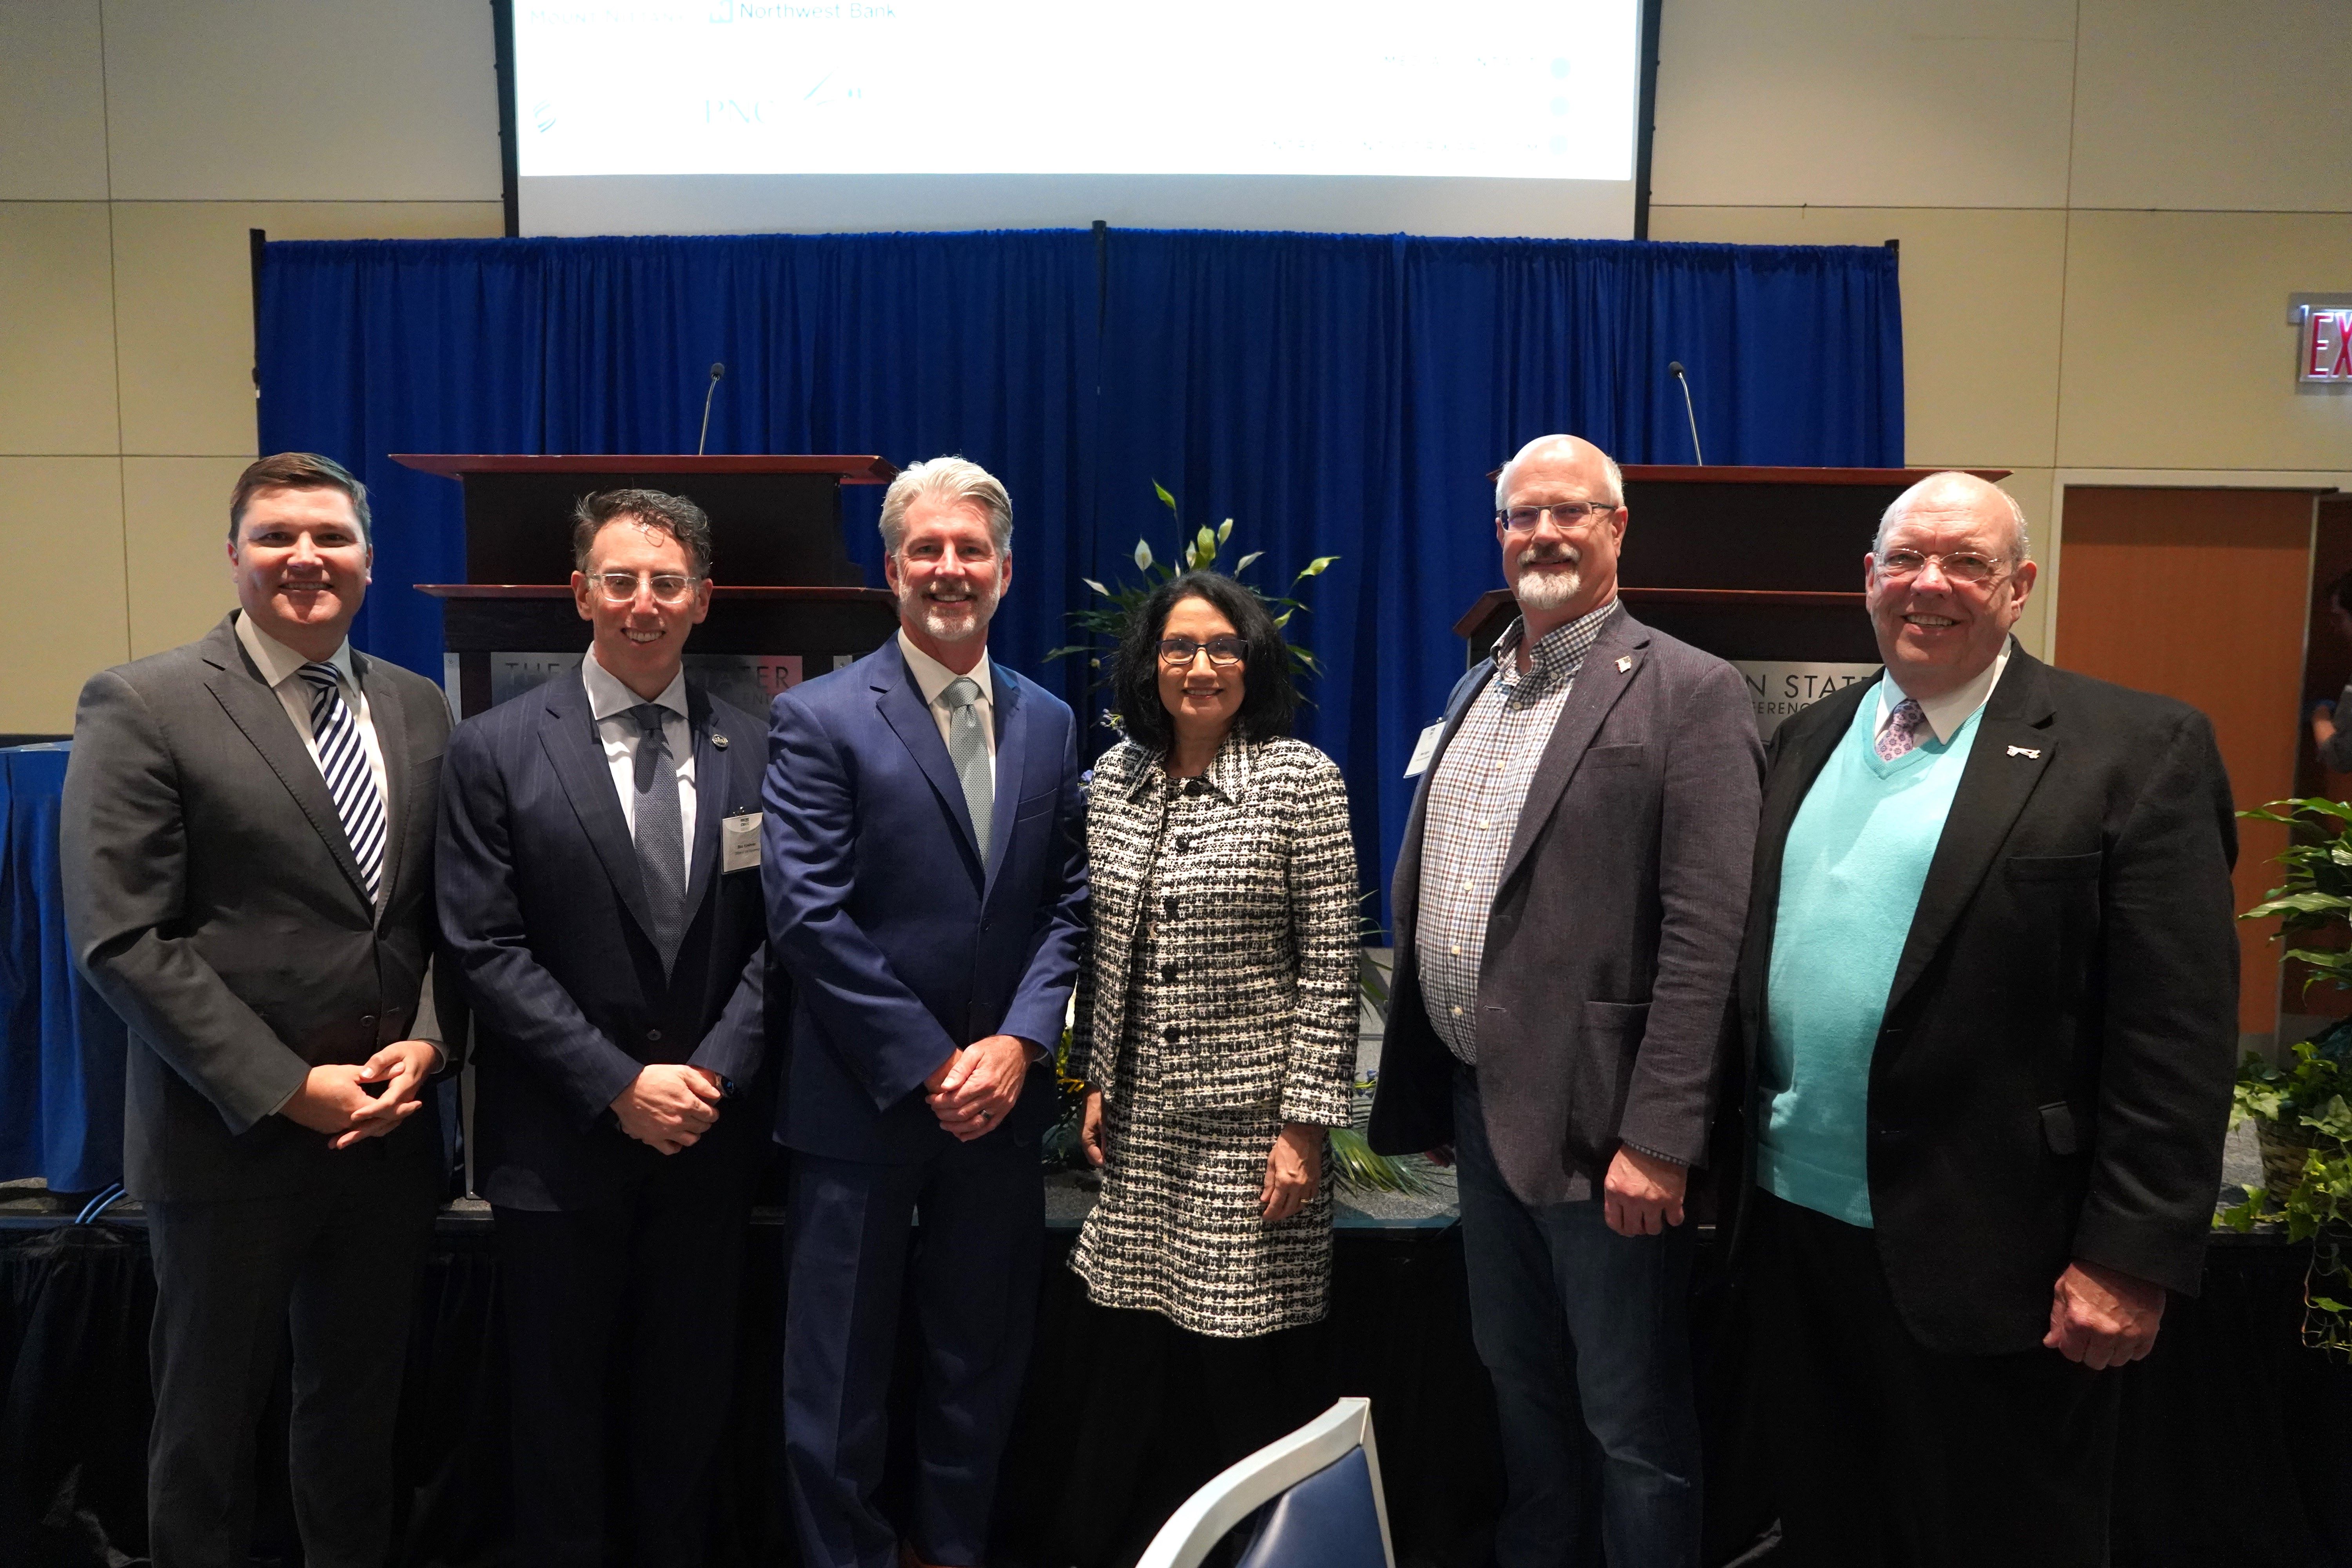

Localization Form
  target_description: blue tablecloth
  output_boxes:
[0,743,125,1192]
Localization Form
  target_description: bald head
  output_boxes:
[1496,435,1623,512]
[1876,472,2031,564]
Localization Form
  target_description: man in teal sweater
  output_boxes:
[1734,471,2238,1568]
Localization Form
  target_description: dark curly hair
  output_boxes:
[1112,571,1297,755]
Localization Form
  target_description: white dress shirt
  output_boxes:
[580,648,696,881]
[896,628,997,791]
[234,611,391,858]
[1877,644,2012,746]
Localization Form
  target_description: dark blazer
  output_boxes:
[436,666,773,1211]
[1735,646,2239,1355]
[1369,606,1763,1204]
[62,613,455,1203]
[761,639,1088,1163]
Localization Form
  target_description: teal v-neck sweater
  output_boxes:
[1758,689,1985,1226]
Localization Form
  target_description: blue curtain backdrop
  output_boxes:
[257,228,1900,915]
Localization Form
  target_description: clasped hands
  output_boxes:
[927,1035,1032,1141]
[1080,1088,1323,1221]
[281,1039,441,1150]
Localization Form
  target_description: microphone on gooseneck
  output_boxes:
[1668,361,1705,465]
[697,362,726,457]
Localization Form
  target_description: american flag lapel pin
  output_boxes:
[2006,744,2039,759]
[1615,655,1632,673]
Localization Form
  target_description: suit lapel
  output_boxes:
[1497,609,1648,891]
[682,681,725,917]
[1883,650,2059,1020]
[200,619,371,907]
[874,642,985,877]
[981,673,1028,903]
[356,650,407,919]
[538,666,660,945]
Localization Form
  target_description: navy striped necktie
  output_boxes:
[298,662,386,904]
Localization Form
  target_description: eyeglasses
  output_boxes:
[1498,500,1617,534]
[590,570,702,606]
[1874,550,2007,587]
[1157,635,1247,668]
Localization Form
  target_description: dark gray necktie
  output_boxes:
[942,676,993,865]
[629,703,686,966]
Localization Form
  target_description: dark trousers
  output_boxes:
[495,1146,759,1568]
[783,1134,1043,1568]
[1452,1067,1701,1568]
[1748,1188,2125,1568]
[144,1152,437,1568]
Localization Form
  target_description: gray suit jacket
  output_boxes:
[62,613,456,1202]
[1368,606,1762,1205]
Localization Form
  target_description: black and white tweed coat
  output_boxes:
[1071,733,1358,1125]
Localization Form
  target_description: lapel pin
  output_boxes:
[2006,744,2040,759]
[712,731,729,750]
[1615,655,1633,673]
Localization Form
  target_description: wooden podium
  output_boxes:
[1458,466,2009,733]
[395,454,906,719]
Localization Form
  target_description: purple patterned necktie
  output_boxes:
[1877,697,1926,762]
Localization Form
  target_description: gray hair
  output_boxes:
[878,456,1014,558]
[1875,471,2031,563]
[1494,434,1624,511]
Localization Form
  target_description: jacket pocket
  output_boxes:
[1565,1000,1651,1167]
[1584,744,1646,769]
[2005,851,2103,882]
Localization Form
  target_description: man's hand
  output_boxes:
[1080,1088,1108,1167]
[927,1035,1031,1141]
[1602,1144,1689,1236]
[2313,702,2338,751]
[281,1063,403,1140]
[2044,1259,2167,1368]
[1425,1144,1455,1168]
[611,1062,722,1155]
[1260,1123,1323,1221]
[327,1038,441,1149]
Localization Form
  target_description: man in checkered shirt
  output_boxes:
[1371,434,1762,1568]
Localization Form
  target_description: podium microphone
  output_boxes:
[696,362,726,457]
[1668,361,1705,465]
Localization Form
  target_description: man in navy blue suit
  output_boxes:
[437,489,773,1567]
[764,456,1087,1568]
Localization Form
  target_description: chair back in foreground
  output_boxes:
[1135,1397,1394,1568]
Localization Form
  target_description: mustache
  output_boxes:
[1518,544,1580,565]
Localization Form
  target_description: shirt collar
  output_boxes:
[1880,642,2011,744]
[234,609,354,692]
[582,644,688,724]
[898,627,994,710]
[1492,599,1619,692]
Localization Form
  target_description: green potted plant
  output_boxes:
[2218,797,2352,1356]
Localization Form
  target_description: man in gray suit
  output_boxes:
[1370,434,1761,1568]
[63,452,456,1568]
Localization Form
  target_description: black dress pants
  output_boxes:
[1748,1189,2126,1568]
[495,1146,759,1568]
[144,1147,438,1568]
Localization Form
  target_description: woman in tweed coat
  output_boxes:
[1065,569,1359,1469]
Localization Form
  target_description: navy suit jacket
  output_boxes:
[762,639,1087,1163]
[438,666,772,1211]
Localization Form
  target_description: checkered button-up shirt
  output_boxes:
[1415,601,1618,1064]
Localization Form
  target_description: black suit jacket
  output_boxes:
[437,666,773,1211]
[1736,646,2239,1354]
[62,614,456,1203]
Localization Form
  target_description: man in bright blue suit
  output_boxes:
[763,456,1088,1568]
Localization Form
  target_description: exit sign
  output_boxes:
[2293,295,2352,384]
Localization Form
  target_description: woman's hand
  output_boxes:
[1260,1122,1323,1221]
[1080,1088,1108,1167]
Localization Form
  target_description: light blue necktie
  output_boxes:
[943,676,993,865]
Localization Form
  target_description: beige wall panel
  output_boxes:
[2056,211,2352,472]
[0,203,120,455]
[1646,206,2067,470]
[102,0,501,201]
[111,201,505,457]
[0,0,109,200]
[0,456,127,732]
[1649,0,2076,209]
[2069,0,2352,213]
[123,455,245,657]
[1998,467,2054,659]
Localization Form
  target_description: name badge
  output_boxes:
[1404,721,1445,779]
[722,811,762,873]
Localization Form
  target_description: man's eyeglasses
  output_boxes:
[590,571,702,606]
[1497,500,1618,534]
[1874,550,2006,587]
[1157,635,1248,668]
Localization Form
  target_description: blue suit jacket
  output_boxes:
[437,666,773,1210]
[762,639,1087,1163]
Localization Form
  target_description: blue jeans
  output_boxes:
[1452,1066,1701,1568]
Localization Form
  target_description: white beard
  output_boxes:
[1512,554,1583,613]
[898,573,1003,644]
